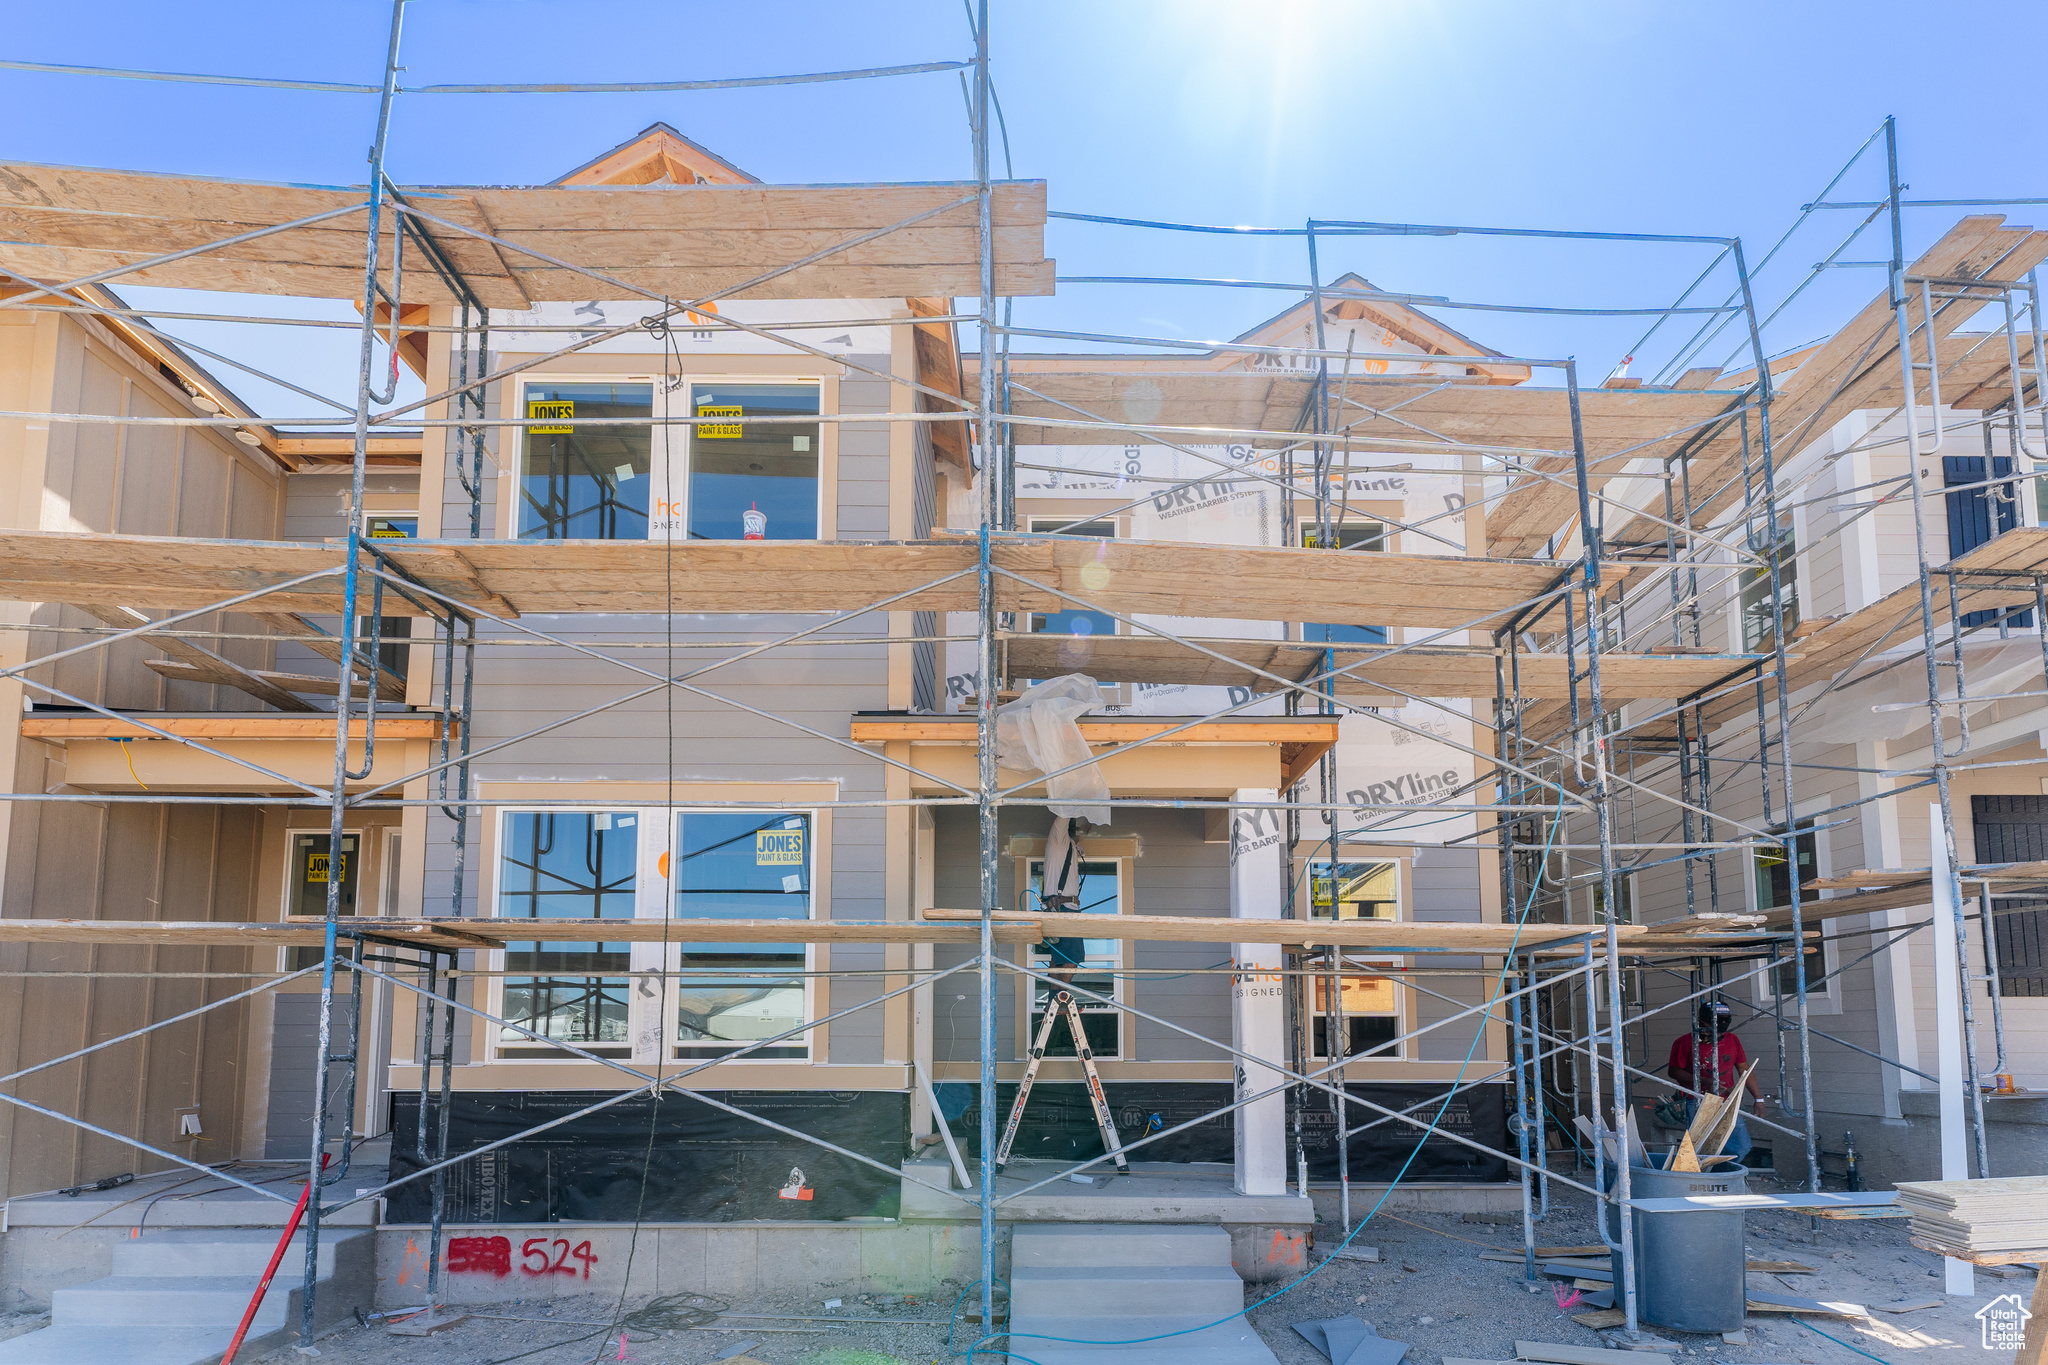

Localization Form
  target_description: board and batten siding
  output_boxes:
[0,307,286,1190]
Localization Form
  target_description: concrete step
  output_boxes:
[52,1275,293,1330]
[1006,1314,1276,1362]
[1011,1264,1245,1319]
[0,1327,237,1365]
[1025,1347,1278,1365]
[111,1227,367,1279]
[2,1176,379,1229]
[1007,1223,1278,1365]
[1012,1223,1234,1267]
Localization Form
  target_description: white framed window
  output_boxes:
[512,377,824,543]
[1020,852,1129,1060]
[363,511,419,540]
[494,809,641,1058]
[1309,858,1400,922]
[682,381,822,542]
[380,828,406,916]
[516,381,656,541]
[1307,961,1404,1061]
[488,806,819,1061]
[1588,873,1635,925]
[664,810,814,1062]
[1304,858,1404,1059]
[1737,514,1799,651]
[1748,819,1839,1013]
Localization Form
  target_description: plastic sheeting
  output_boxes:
[996,674,1112,823]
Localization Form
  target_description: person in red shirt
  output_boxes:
[1667,1001,1766,1162]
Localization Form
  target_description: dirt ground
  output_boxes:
[273,1180,2031,1365]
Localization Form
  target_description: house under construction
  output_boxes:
[0,8,2041,1361]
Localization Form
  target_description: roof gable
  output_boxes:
[1231,272,1526,384]
[551,122,758,186]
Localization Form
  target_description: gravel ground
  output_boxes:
[270,1180,2031,1365]
[264,1286,970,1365]
[1253,1182,2027,1365]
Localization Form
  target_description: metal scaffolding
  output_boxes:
[0,7,2042,1358]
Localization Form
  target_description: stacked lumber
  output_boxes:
[1894,1176,2048,1256]
[1666,1062,1756,1171]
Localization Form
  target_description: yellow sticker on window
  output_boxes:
[529,399,574,434]
[697,404,743,438]
[305,853,346,883]
[755,830,805,865]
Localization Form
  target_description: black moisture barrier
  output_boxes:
[935,1080,1508,1181]
[1297,1082,1509,1183]
[939,1080,1239,1164]
[386,1090,908,1224]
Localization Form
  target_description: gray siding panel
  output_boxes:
[932,808,1231,1064]
[911,412,938,709]
[837,364,893,541]
[283,471,422,542]
[265,994,355,1159]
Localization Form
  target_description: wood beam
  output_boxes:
[78,603,315,712]
[144,659,404,703]
[21,714,455,740]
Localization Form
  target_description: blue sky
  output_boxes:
[6,0,2046,417]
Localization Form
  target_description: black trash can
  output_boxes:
[1602,1156,1748,1333]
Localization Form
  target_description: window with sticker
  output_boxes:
[686,383,820,541]
[488,805,820,1063]
[495,810,639,1057]
[671,812,813,1059]
[517,382,652,541]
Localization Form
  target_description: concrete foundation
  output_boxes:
[1815,1092,2048,1187]
[375,1219,987,1307]
[0,1161,1524,1315]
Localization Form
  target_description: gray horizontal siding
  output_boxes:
[932,808,1231,1064]
[283,471,421,542]
[837,362,892,542]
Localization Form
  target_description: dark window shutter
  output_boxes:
[1943,456,2031,627]
[1970,795,2048,997]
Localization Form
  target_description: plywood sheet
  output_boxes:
[0,913,1775,956]
[850,717,1340,744]
[0,161,1053,306]
[919,907,1628,952]
[0,917,1033,949]
[985,534,1614,631]
[1001,633,1335,692]
[989,368,1740,469]
[1703,525,2048,725]
[0,530,1635,632]
[1004,634,1772,702]
[1585,219,2048,560]
[20,714,453,740]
